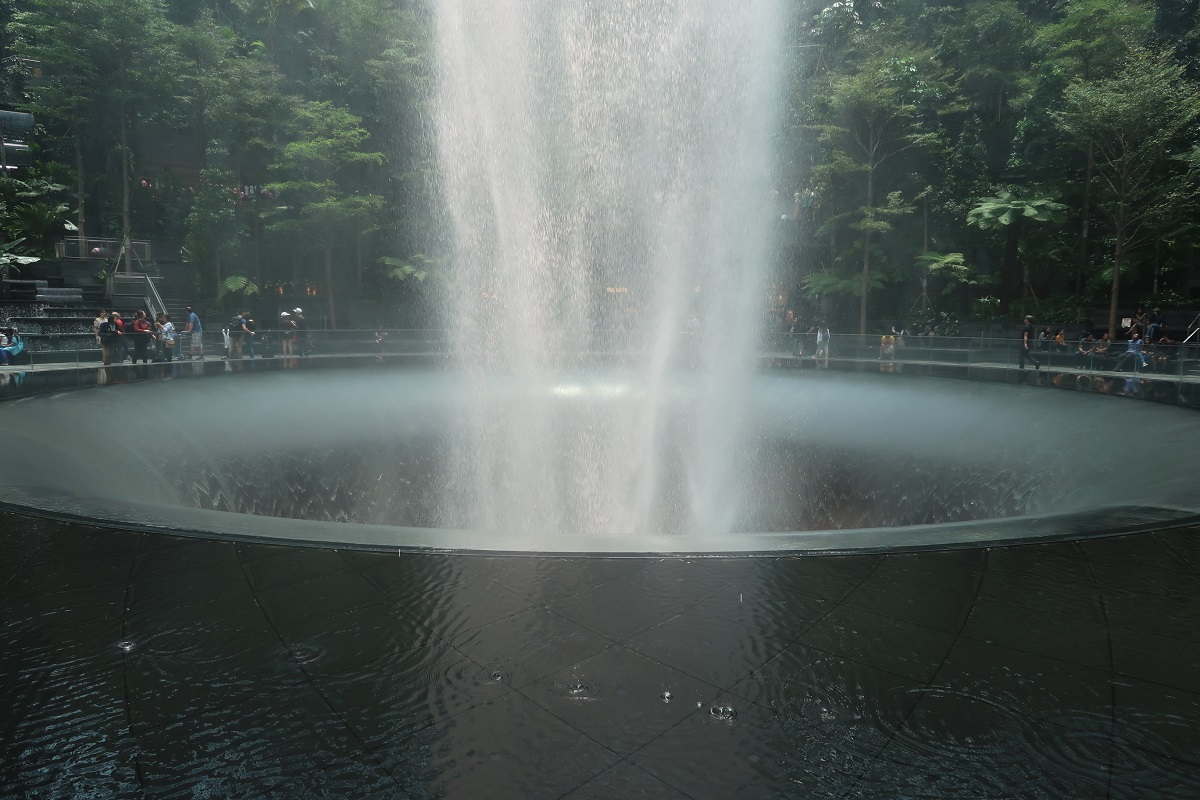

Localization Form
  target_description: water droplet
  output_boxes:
[710,705,736,721]
[489,671,504,682]
[568,680,586,695]
[661,691,673,703]
[290,643,324,665]
[696,701,704,709]
[116,640,135,653]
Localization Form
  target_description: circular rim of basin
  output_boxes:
[3,362,1199,555]
[1,485,1197,556]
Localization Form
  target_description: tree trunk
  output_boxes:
[859,230,871,335]
[73,127,87,258]
[920,197,930,312]
[1001,218,1022,306]
[355,228,363,292]
[1153,239,1161,297]
[119,106,132,275]
[858,168,873,335]
[1076,145,1093,295]
[1108,223,1124,342]
[324,233,337,328]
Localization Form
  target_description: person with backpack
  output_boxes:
[98,313,122,365]
[279,312,296,357]
[226,311,246,360]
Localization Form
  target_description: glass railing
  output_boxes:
[764,332,1194,381]
[3,329,1197,384]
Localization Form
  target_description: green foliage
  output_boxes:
[5,0,1200,332]
[0,239,40,279]
[1010,294,1088,325]
[968,191,1067,229]
[970,295,1001,321]
[218,274,260,299]
[1053,46,1200,335]
[379,254,434,283]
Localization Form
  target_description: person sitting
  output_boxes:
[1152,335,1177,373]
[1126,305,1147,338]
[879,333,895,360]
[1077,333,1096,368]
[1092,334,1111,369]
[1146,308,1164,342]
[1113,333,1147,372]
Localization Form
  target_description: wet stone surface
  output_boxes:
[2,513,1200,798]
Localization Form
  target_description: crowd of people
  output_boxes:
[90,305,313,366]
[1024,306,1183,374]
[782,309,832,366]
[777,306,1188,377]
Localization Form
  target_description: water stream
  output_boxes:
[432,0,786,535]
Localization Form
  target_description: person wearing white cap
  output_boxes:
[279,311,296,357]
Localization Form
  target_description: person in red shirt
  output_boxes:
[130,310,153,364]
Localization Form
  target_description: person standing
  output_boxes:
[1019,314,1041,370]
[93,309,107,347]
[183,306,204,360]
[226,310,246,360]
[130,310,153,363]
[814,323,830,367]
[243,313,257,358]
[158,313,177,363]
[279,311,296,357]
[99,313,121,365]
[292,308,310,355]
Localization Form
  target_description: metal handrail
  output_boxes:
[54,237,152,261]
[106,272,166,320]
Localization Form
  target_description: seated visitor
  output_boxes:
[1114,333,1147,372]
[1077,333,1095,368]
[1152,335,1177,373]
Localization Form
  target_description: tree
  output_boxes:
[184,151,245,291]
[814,47,939,332]
[1032,0,1153,294]
[1053,48,1200,338]
[267,101,384,327]
[11,0,102,256]
[14,0,181,268]
[968,190,1067,304]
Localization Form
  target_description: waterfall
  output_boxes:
[432,0,785,536]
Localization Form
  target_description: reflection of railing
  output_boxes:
[54,237,151,261]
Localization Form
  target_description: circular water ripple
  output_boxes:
[876,688,1113,797]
